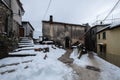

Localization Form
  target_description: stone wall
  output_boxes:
[42,21,86,48]
[0,1,18,58]
[98,53,120,67]
[0,1,12,36]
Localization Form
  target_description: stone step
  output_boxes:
[18,45,34,48]
[18,43,33,45]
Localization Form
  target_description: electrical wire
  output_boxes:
[103,0,120,21]
[43,0,52,20]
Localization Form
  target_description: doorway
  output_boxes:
[65,37,70,48]
[99,44,106,58]
[19,27,24,37]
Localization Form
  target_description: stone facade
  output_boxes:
[11,0,24,39]
[0,1,12,36]
[0,0,24,38]
[0,1,13,58]
[0,0,24,58]
[42,16,89,48]
[22,21,34,38]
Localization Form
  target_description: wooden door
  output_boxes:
[19,28,24,37]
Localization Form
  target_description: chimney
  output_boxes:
[50,15,53,23]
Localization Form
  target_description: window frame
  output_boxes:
[98,34,100,39]
[102,32,106,39]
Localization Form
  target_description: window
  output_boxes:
[99,45,106,56]
[98,34,100,39]
[100,45,102,53]
[84,28,87,32]
[18,10,21,16]
[103,32,106,39]
[92,30,94,34]
[5,17,8,33]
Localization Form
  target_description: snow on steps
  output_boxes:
[18,37,34,48]
[0,59,33,75]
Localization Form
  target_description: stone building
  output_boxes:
[0,0,24,38]
[0,0,13,58]
[0,0,24,58]
[97,23,120,67]
[11,0,25,39]
[42,16,89,48]
[0,0,12,36]
[85,24,109,52]
[21,21,34,38]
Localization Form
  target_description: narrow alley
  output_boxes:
[0,39,120,80]
[1,0,120,80]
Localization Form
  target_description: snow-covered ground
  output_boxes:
[0,45,74,80]
[1,44,120,80]
[71,48,120,80]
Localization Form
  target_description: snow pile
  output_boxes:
[0,45,74,80]
[70,49,120,80]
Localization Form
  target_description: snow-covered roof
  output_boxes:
[97,22,120,33]
[97,26,109,33]
[22,21,34,31]
[110,21,120,28]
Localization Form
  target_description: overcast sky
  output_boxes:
[21,0,120,34]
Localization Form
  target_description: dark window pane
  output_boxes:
[98,34,100,39]
[103,32,106,39]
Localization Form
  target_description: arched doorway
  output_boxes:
[65,37,70,48]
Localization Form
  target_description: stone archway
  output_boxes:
[65,37,70,48]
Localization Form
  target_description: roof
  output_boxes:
[109,22,120,29]
[1,0,11,10]
[22,21,35,31]
[92,24,110,29]
[84,24,110,35]
[97,22,120,33]
[97,27,109,33]
[42,20,86,27]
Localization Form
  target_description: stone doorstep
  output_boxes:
[8,54,36,57]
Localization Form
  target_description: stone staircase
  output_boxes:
[18,37,34,48]
[9,37,36,56]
